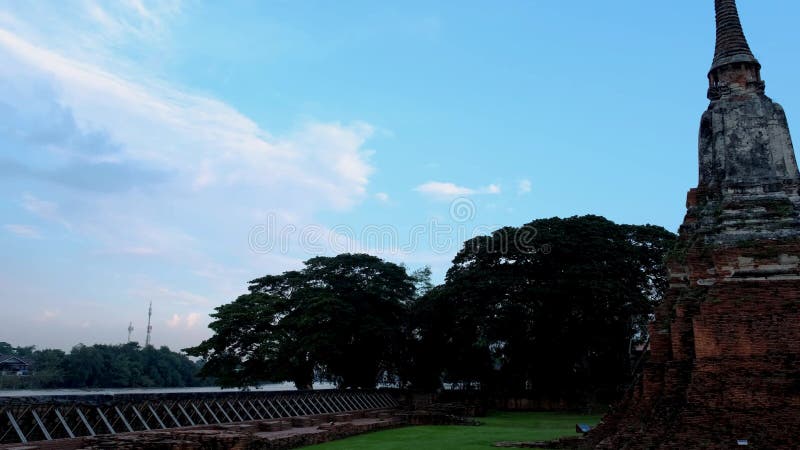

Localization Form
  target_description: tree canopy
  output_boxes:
[187,216,674,403]
[186,253,421,389]
[408,215,675,401]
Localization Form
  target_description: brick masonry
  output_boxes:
[0,410,405,450]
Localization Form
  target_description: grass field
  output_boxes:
[302,411,603,450]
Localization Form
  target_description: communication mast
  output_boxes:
[127,321,134,343]
[145,301,153,347]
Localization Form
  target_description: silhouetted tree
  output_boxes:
[186,254,418,389]
[409,215,674,401]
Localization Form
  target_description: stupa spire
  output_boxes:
[711,0,759,72]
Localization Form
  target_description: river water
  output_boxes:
[0,382,337,397]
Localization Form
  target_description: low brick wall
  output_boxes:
[0,410,405,450]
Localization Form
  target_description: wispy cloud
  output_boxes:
[374,192,390,203]
[166,314,181,328]
[19,195,72,229]
[0,12,379,270]
[518,179,532,195]
[485,184,501,194]
[21,194,58,218]
[103,247,159,256]
[0,1,182,56]
[4,224,41,239]
[415,182,474,199]
[185,312,201,329]
[132,284,211,307]
[414,181,501,200]
[166,312,203,329]
[0,25,375,209]
[0,2,383,349]
[34,309,59,322]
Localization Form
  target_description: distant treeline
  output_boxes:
[0,341,212,390]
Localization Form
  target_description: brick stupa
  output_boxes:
[585,1,800,448]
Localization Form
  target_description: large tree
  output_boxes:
[409,215,675,400]
[186,253,419,389]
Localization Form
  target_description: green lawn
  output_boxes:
[302,411,603,450]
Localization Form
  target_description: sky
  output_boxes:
[1,0,799,351]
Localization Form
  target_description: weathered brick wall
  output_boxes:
[584,228,800,449]
[694,283,800,359]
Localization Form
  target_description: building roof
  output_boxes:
[0,354,30,365]
[711,0,760,72]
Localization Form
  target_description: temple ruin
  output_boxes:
[585,1,800,448]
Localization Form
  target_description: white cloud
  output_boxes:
[518,179,532,195]
[485,184,501,194]
[166,314,181,328]
[0,27,374,210]
[185,312,201,329]
[0,17,379,274]
[4,224,41,239]
[415,181,475,199]
[414,181,502,200]
[0,3,392,350]
[165,312,203,329]
[375,192,390,203]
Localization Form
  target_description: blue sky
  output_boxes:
[1,0,799,350]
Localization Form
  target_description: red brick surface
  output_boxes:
[584,191,800,449]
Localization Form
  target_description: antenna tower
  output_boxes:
[127,321,134,343]
[145,301,153,347]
